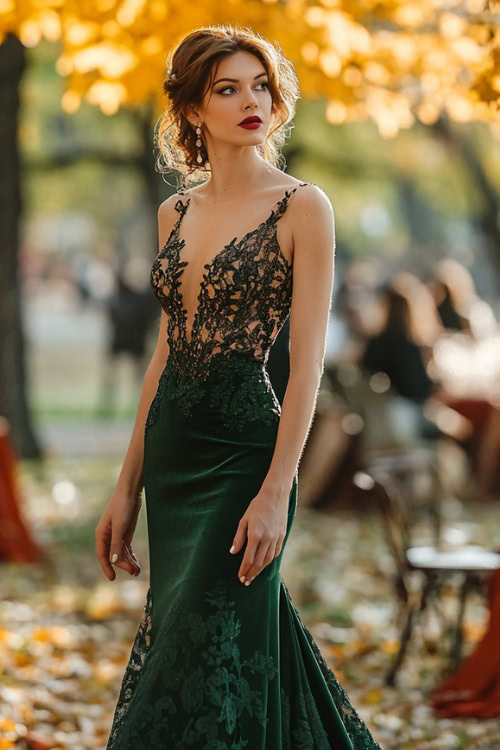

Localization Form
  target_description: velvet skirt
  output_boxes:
[104,355,381,749]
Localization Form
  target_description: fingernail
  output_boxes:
[245,580,251,586]
[111,553,118,563]
[229,545,235,553]
[239,576,245,583]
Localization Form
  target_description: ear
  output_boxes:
[184,105,200,129]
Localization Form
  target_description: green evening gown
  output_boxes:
[105,182,383,749]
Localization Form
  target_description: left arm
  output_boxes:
[230,184,336,585]
[265,185,336,491]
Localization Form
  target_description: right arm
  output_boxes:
[95,195,181,581]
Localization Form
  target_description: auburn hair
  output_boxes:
[154,24,301,190]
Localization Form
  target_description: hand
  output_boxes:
[230,483,289,586]
[95,491,142,580]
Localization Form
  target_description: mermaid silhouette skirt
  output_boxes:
[104,352,381,749]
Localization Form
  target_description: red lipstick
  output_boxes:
[238,115,262,130]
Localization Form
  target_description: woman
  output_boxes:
[361,278,436,406]
[96,24,382,749]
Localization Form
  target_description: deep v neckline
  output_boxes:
[170,182,310,345]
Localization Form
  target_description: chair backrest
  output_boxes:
[353,469,409,580]
[377,472,411,575]
[364,447,443,549]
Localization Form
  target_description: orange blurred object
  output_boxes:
[431,563,500,718]
[0,418,43,563]
[25,734,57,750]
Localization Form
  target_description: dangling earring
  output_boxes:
[195,123,203,165]
[195,123,210,170]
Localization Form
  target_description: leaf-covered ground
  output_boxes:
[1,456,499,749]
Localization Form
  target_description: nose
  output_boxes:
[243,86,259,109]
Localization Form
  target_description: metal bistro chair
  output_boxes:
[353,468,500,686]
[363,445,443,546]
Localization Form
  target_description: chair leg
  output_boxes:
[386,602,415,686]
[427,578,447,629]
[386,571,436,686]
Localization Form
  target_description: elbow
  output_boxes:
[289,356,324,386]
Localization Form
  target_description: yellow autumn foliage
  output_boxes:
[0,1,498,134]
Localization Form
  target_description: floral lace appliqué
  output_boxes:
[144,366,169,436]
[144,352,282,435]
[106,579,382,750]
[106,588,152,748]
[145,183,311,433]
[106,580,278,749]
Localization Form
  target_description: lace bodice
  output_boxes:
[146,181,312,433]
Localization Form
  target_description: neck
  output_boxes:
[199,150,276,204]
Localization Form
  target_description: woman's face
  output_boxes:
[194,50,274,149]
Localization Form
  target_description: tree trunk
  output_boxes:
[0,33,42,458]
[433,116,500,283]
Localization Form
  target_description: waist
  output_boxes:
[162,349,281,432]
[166,347,267,381]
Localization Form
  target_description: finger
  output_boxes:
[266,538,281,567]
[230,518,248,555]
[109,526,126,572]
[238,535,261,581]
[274,534,285,559]
[114,543,137,576]
[124,543,141,576]
[96,524,115,581]
[245,540,274,583]
[125,542,140,566]
[245,539,270,580]
[265,537,281,564]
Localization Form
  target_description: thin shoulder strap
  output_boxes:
[174,196,189,213]
[171,191,191,236]
[158,192,190,246]
[172,181,313,230]
[272,181,314,223]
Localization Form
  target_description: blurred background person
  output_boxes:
[98,258,157,416]
[427,260,500,496]
[428,258,497,338]
[358,273,441,440]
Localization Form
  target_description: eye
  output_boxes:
[218,82,269,95]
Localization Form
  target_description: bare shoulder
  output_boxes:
[158,191,187,218]
[157,192,187,247]
[287,182,335,256]
[290,181,333,216]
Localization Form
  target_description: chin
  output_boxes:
[236,130,267,143]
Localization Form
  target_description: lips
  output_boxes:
[238,116,262,125]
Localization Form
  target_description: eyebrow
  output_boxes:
[212,72,268,86]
